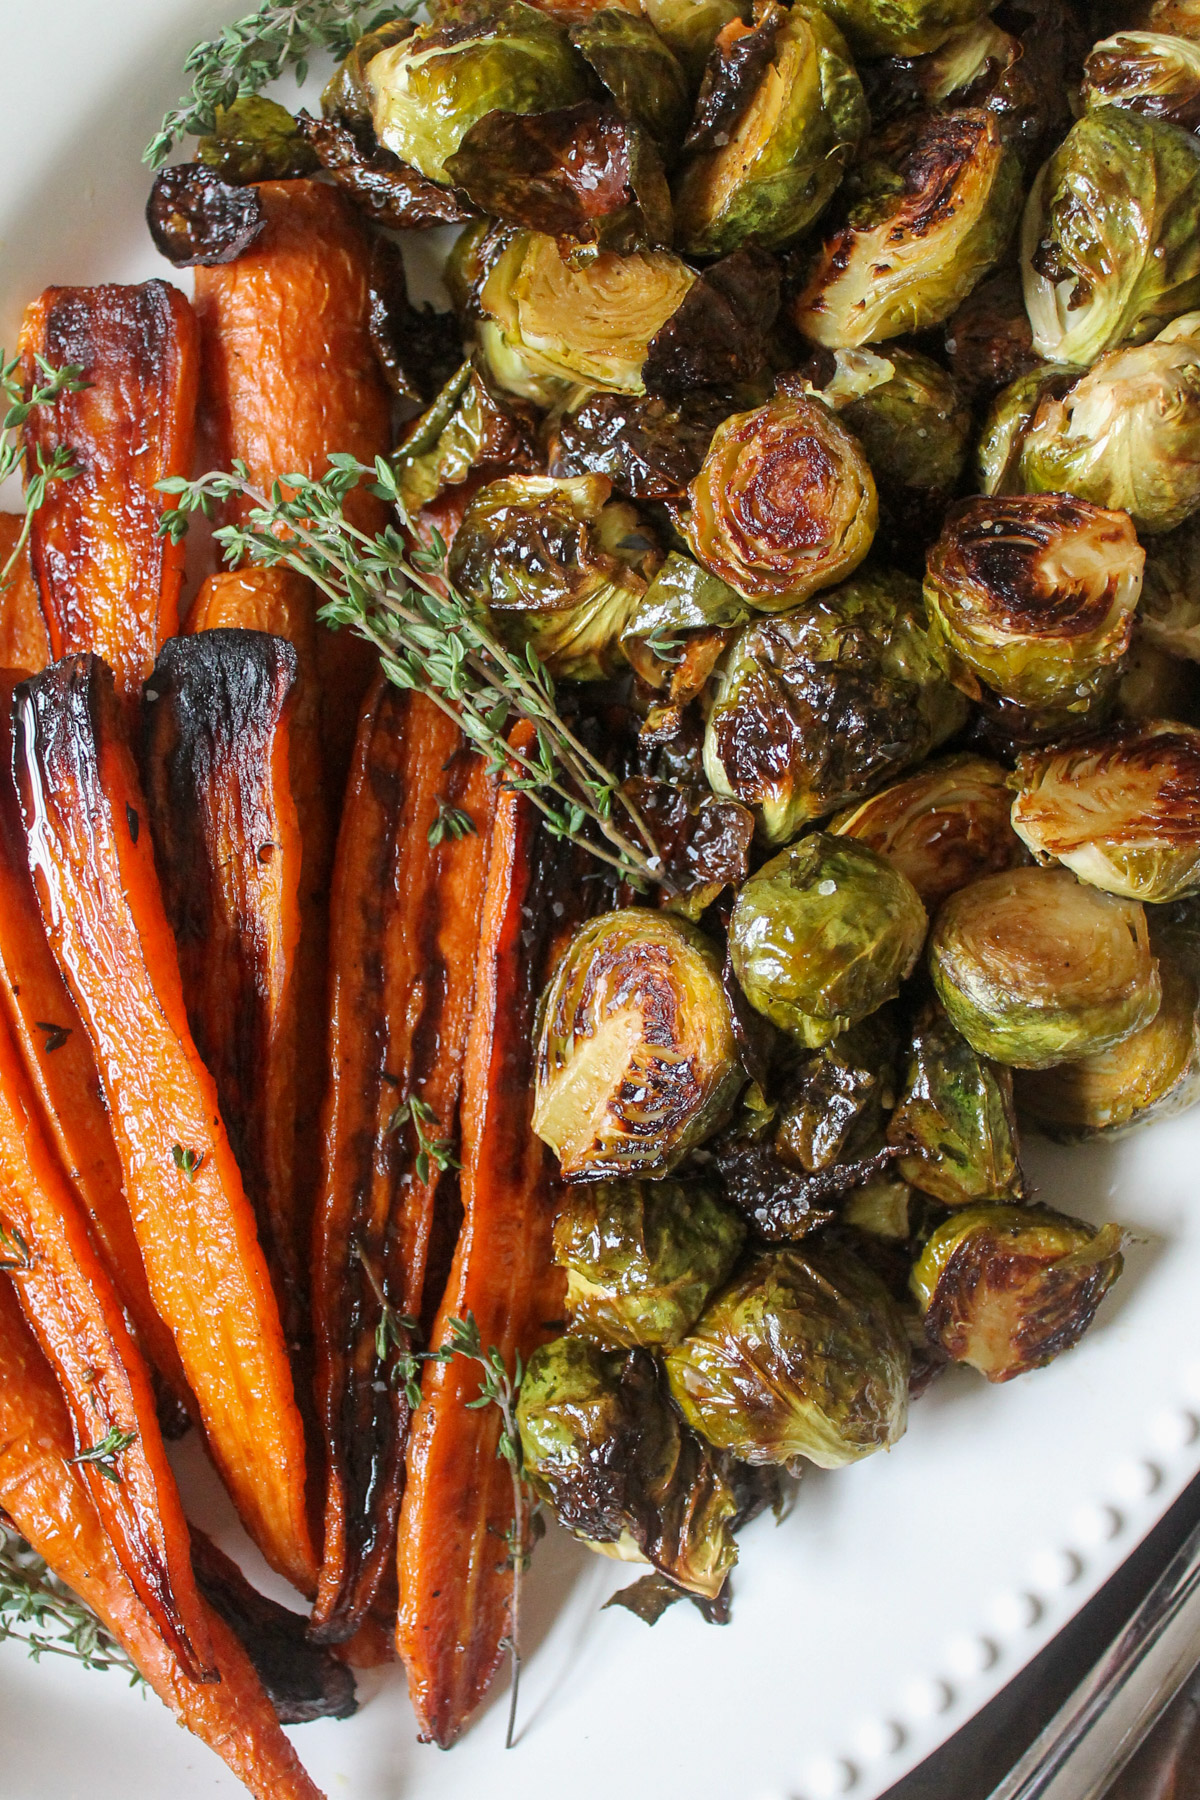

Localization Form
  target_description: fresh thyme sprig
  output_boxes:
[385,1095,459,1185]
[352,1242,423,1409]
[0,353,87,595]
[145,0,411,168]
[0,1524,143,1682]
[159,461,666,890]
[428,797,477,846]
[70,1428,138,1486]
[0,1224,32,1272]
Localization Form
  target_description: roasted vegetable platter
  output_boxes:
[4,0,1200,1797]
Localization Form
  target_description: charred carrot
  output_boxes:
[311,683,496,1643]
[396,727,581,1747]
[19,282,198,701]
[0,1279,326,1800]
[14,654,317,1596]
[0,513,50,673]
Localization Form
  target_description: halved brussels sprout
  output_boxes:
[533,908,742,1180]
[829,753,1022,914]
[552,1180,746,1347]
[1082,30,1200,133]
[1015,324,1200,536]
[773,1008,900,1173]
[196,96,319,182]
[1011,722,1200,904]
[1141,518,1200,661]
[729,833,928,1046]
[569,9,692,152]
[517,1337,739,1596]
[1021,109,1200,369]
[704,572,967,845]
[475,228,697,399]
[393,361,536,515]
[929,866,1162,1069]
[1015,949,1200,1139]
[923,495,1144,715]
[975,364,1076,497]
[673,3,867,257]
[792,111,1022,348]
[682,394,876,611]
[447,473,656,679]
[910,1203,1125,1381]
[820,0,992,56]
[665,1246,911,1466]
[888,998,1024,1205]
[366,1,590,183]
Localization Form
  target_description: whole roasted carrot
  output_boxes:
[19,282,197,701]
[0,513,50,673]
[192,180,391,780]
[396,726,581,1747]
[311,683,496,1643]
[0,1279,326,1800]
[0,985,213,1678]
[0,669,186,1401]
[14,654,317,1597]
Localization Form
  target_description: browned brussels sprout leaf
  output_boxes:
[911,1203,1126,1382]
[1082,32,1200,141]
[445,102,673,253]
[944,268,1041,403]
[569,9,693,155]
[773,1010,900,1175]
[146,164,267,268]
[548,390,735,501]
[393,359,538,513]
[367,237,469,406]
[975,363,1077,497]
[666,1246,911,1467]
[197,96,319,183]
[517,1338,739,1598]
[684,3,785,155]
[643,249,781,401]
[297,114,478,230]
[620,778,754,918]
[603,1570,727,1625]
[888,999,1024,1205]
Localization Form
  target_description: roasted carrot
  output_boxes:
[14,654,317,1596]
[192,180,392,781]
[311,683,496,1643]
[0,984,213,1677]
[0,1279,326,1800]
[0,513,51,673]
[396,727,582,1747]
[0,669,188,1404]
[19,282,198,701]
[141,631,307,1331]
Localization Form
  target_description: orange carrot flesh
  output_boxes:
[19,282,198,700]
[311,684,496,1642]
[0,1279,326,1800]
[396,729,581,1747]
[0,513,51,673]
[14,654,317,1596]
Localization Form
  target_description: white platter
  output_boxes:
[3,5,1200,1796]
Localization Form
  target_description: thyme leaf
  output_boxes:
[428,797,477,846]
[171,1144,204,1180]
[0,352,87,597]
[352,1242,422,1408]
[385,1095,458,1186]
[0,1224,32,1272]
[0,1523,143,1682]
[70,1428,138,1486]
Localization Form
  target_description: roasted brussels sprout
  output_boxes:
[703,572,968,844]
[673,3,867,257]
[569,9,692,153]
[682,394,876,611]
[196,96,319,182]
[1115,636,1200,727]
[974,362,1074,497]
[944,267,1040,404]
[367,236,466,405]
[1021,109,1200,368]
[910,1203,1125,1381]
[929,866,1162,1068]
[639,0,746,78]
[923,495,1144,715]
[552,1180,746,1347]
[792,111,1022,347]
[1013,323,1200,535]
[365,1,590,183]
[820,0,992,56]
[322,15,416,129]
[393,361,536,515]
[1081,31,1200,137]
[773,1008,900,1173]
[829,753,1022,913]
[517,1337,739,1596]
[618,777,756,916]
[888,998,1024,1204]
[447,473,656,680]
[1015,949,1200,1138]
[1011,722,1200,904]
[665,1246,911,1466]
[1140,517,1200,661]
[533,908,742,1180]
[729,833,928,1046]
[547,390,736,500]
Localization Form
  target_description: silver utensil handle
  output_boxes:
[986,1511,1200,1800]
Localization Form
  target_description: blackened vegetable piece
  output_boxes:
[617,778,754,918]
[367,238,464,407]
[888,998,1025,1204]
[146,164,268,267]
[944,267,1040,402]
[641,248,781,398]
[665,1246,911,1466]
[773,1010,900,1175]
[297,114,478,230]
[684,1,786,154]
[548,390,734,499]
[911,1203,1125,1381]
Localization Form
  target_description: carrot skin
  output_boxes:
[0,513,51,674]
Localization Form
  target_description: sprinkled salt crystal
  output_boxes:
[818,878,837,895]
